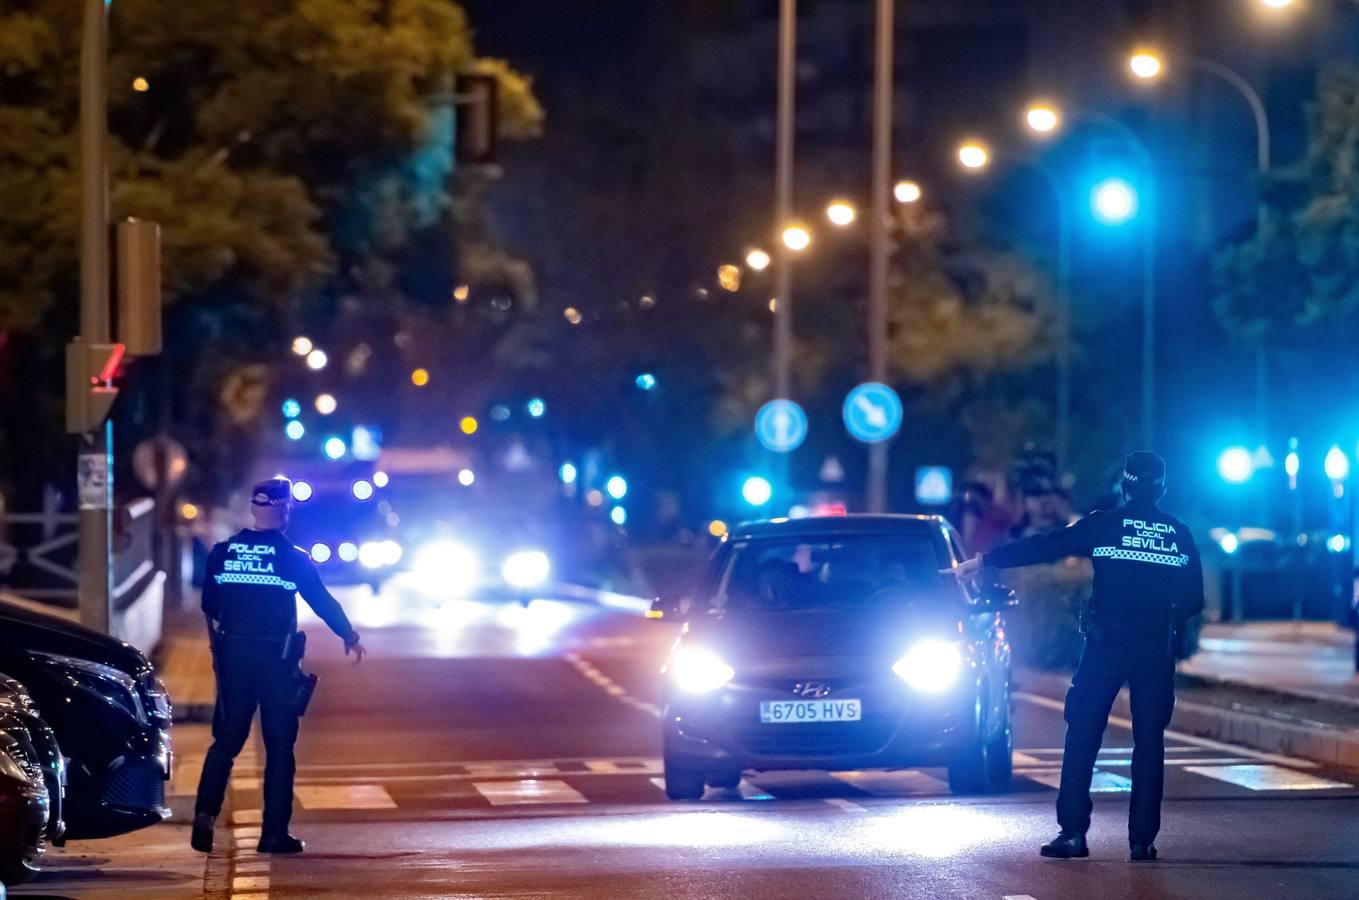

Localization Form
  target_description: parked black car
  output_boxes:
[0,602,171,839]
[653,515,1016,799]
[0,677,63,846]
[0,726,49,885]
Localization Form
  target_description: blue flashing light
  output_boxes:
[323,436,347,460]
[1284,451,1300,479]
[742,475,773,506]
[292,481,314,502]
[1217,446,1253,485]
[352,479,374,501]
[282,399,302,419]
[285,420,305,441]
[1325,445,1349,482]
[560,462,578,485]
[1328,533,1350,554]
[1218,533,1239,555]
[610,506,628,526]
[606,475,628,500]
[527,397,546,418]
[635,372,657,391]
[1091,177,1138,225]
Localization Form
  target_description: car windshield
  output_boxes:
[709,534,953,613]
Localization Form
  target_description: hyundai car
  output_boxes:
[654,515,1016,799]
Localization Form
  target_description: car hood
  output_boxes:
[0,601,151,677]
[684,605,962,667]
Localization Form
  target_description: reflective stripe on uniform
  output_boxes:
[213,572,299,590]
[1092,547,1189,567]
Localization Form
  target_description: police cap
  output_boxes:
[250,476,293,508]
[1122,451,1166,497]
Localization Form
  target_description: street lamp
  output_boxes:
[958,141,990,170]
[781,224,811,252]
[1024,103,1061,135]
[826,200,857,227]
[746,248,772,271]
[1129,51,1163,80]
[894,180,922,204]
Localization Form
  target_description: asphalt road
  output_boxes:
[23,574,1359,898]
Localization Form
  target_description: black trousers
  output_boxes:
[1057,635,1176,846]
[195,638,300,836]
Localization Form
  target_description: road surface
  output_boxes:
[20,574,1359,898]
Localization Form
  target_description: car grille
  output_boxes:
[731,720,896,757]
[101,758,165,812]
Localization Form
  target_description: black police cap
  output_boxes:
[1123,451,1166,488]
[251,477,293,507]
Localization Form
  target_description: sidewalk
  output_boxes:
[1182,620,1358,705]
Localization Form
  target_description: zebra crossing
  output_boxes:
[226,747,1358,816]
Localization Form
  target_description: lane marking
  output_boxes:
[565,651,663,718]
[1003,895,1038,900]
[232,876,270,891]
[292,759,666,784]
[1015,691,1319,768]
[232,808,263,825]
[233,777,261,791]
[1183,764,1352,792]
[474,779,589,806]
[294,784,397,810]
[824,797,868,813]
[1012,751,1044,767]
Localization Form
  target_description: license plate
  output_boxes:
[759,699,862,724]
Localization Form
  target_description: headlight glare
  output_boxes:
[892,638,964,694]
[669,647,735,694]
[415,540,481,597]
[502,550,551,589]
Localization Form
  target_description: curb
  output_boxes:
[1016,667,1359,771]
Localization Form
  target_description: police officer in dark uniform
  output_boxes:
[947,452,1203,862]
[191,477,366,855]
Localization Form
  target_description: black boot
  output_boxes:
[190,813,215,853]
[1130,843,1158,861]
[1040,831,1089,859]
[257,833,305,854]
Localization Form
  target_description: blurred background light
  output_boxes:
[315,393,337,415]
[292,480,314,502]
[285,420,306,441]
[306,348,328,370]
[1217,446,1254,484]
[323,436,347,460]
[742,475,773,506]
[282,398,302,418]
[1091,177,1138,224]
[606,475,628,500]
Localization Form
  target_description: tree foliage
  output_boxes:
[1215,63,1359,351]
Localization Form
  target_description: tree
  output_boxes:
[1215,63,1359,354]
[0,0,541,502]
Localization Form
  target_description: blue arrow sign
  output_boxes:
[755,399,808,453]
[843,382,902,444]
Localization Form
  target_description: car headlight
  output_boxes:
[359,540,403,570]
[32,652,146,723]
[502,550,551,589]
[415,540,481,596]
[0,738,31,785]
[668,647,735,694]
[892,638,964,694]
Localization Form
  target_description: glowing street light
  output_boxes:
[957,141,990,170]
[314,393,337,415]
[826,200,857,227]
[1129,51,1164,80]
[746,248,772,271]
[305,348,328,371]
[1091,177,1138,225]
[131,76,150,92]
[781,224,811,252]
[459,416,479,435]
[1217,446,1254,484]
[717,264,742,292]
[292,336,313,356]
[893,180,922,204]
[411,368,430,387]
[1025,103,1061,135]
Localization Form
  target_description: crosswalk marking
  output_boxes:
[294,784,397,810]
[830,770,950,796]
[1024,769,1132,793]
[1184,764,1351,792]
[474,779,588,806]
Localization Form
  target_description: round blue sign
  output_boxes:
[843,382,903,444]
[755,399,808,453]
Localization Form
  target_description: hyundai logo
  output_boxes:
[795,681,832,699]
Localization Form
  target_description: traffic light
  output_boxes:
[65,340,125,434]
[115,218,161,355]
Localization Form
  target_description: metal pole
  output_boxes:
[77,0,112,633]
[865,0,894,513]
[1142,185,1156,449]
[773,0,796,402]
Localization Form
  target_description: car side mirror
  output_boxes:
[647,595,685,621]
[976,583,1018,611]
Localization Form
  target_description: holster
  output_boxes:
[281,630,307,663]
[294,671,319,717]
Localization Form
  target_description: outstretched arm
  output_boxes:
[944,515,1101,580]
[296,560,365,662]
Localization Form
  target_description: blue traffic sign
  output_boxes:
[915,466,953,506]
[755,399,808,453]
[843,382,903,444]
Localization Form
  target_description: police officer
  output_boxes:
[191,477,366,855]
[947,452,1203,862]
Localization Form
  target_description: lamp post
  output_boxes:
[773,0,797,403]
[865,0,895,514]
